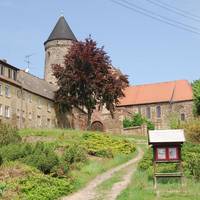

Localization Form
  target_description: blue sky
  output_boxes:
[0,0,200,85]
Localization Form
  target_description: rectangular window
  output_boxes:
[13,70,17,80]
[146,107,151,119]
[156,106,161,118]
[0,104,3,116]
[5,85,10,97]
[0,83,2,95]
[8,69,12,78]
[5,106,10,118]
[0,65,4,75]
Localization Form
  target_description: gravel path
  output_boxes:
[62,147,144,200]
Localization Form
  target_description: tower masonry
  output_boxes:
[44,16,76,84]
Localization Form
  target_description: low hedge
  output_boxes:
[82,133,136,158]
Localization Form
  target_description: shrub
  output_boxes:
[145,120,155,130]
[131,113,144,126]
[123,113,155,130]
[192,79,200,116]
[182,118,200,143]
[0,142,59,174]
[51,160,69,177]
[168,113,181,129]
[82,133,136,158]
[62,144,87,165]
[182,143,200,179]
[138,148,153,171]
[0,143,32,162]
[0,155,2,166]
[22,142,59,174]
[123,118,133,128]
[0,183,6,197]
[0,123,21,145]
[19,175,73,200]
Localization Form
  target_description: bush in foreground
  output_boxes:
[19,175,73,200]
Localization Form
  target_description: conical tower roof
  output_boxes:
[44,16,76,44]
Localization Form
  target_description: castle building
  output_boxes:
[0,16,86,129]
[0,16,194,132]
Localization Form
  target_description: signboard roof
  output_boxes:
[148,129,185,144]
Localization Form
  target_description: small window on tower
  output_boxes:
[48,52,50,57]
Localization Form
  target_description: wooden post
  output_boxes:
[153,161,157,190]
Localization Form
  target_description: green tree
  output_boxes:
[53,37,128,128]
[192,79,200,116]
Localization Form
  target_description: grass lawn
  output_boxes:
[117,164,200,200]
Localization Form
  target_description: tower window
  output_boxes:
[48,52,50,57]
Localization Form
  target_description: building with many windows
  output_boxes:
[0,16,194,132]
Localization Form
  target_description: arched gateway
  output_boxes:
[91,121,104,132]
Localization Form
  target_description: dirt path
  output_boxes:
[62,147,144,200]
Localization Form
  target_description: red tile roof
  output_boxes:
[118,80,193,106]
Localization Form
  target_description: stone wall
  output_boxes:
[122,125,147,136]
[91,100,193,134]
[44,40,73,85]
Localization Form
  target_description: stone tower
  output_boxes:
[44,16,77,84]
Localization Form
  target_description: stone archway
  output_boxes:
[91,121,104,132]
